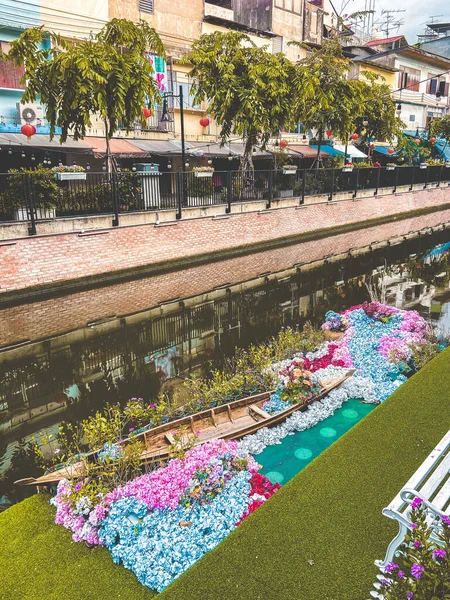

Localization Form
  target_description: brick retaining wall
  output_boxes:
[0,187,449,297]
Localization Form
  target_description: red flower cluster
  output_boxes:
[236,473,280,525]
[303,344,345,372]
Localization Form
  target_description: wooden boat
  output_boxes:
[17,369,355,489]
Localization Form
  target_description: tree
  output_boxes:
[355,72,403,151]
[185,31,296,172]
[430,114,450,141]
[292,37,365,167]
[7,19,165,171]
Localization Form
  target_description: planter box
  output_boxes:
[194,172,213,178]
[56,172,87,181]
[15,207,56,221]
[419,165,427,170]
[342,168,353,173]
[386,166,396,171]
[324,330,344,341]
[282,169,297,175]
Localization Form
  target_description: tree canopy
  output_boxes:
[7,19,165,167]
[430,115,450,141]
[186,31,296,171]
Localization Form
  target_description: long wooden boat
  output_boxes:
[17,369,355,489]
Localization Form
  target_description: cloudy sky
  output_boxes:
[339,0,449,43]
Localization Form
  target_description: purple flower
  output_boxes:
[407,594,413,599]
[413,540,421,547]
[441,515,450,526]
[411,497,423,509]
[75,482,82,492]
[385,562,399,573]
[380,578,390,586]
[410,523,417,529]
[149,404,155,409]
[433,549,446,558]
[411,563,424,579]
[398,570,405,578]
[129,427,135,432]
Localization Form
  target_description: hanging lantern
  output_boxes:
[414,138,421,145]
[326,129,333,137]
[387,147,395,155]
[430,137,436,144]
[351,133,359,141]
[142,107,152,118]
[199,117,210,128]
[362,116,369,126]
[369,143,375,150]
[21,123,36,140]
[279,139,288,149]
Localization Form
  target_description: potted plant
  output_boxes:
[386,163,396,171]
[342,162,353,173]
[192,166,214,178]
[8,165,59,220]
[282,165,297,175]
[419,162,427,170]
[321,311,348,341]
[52,165,87,180]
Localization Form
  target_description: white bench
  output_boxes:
[371,430,450,598]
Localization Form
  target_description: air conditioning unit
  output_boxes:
[17,103,44,124]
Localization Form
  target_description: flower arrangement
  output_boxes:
[361,301,397,323]
[50,440,278,592]
[375,500,450,600]
[192,166,214,173]
[321,311,349,333]
[51,165,86,173]
[277,357,319,403]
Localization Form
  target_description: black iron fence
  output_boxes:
[0,165,449,234]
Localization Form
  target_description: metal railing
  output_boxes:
[0,165,449,234]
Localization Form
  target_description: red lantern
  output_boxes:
[351,133,359,140]
[142,107,152,118]
[326,129,333,137]
[21,123,36,140]
[199,117,210,128]
[280,139,288,149]
[414,138,421,145]
[369,143,375,150]
[430,137,436,144]
[387,147,395,155]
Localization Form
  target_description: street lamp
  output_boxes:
[159,84,187,173]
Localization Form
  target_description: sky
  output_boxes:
[339,0,450,44]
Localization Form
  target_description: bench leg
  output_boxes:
[375,521,408,569]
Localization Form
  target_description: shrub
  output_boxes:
[7,165,58,209]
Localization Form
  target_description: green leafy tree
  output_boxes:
[292,37,364,166]
[185,31,296,172]
[356,72,403,152]
[7,19,165,171]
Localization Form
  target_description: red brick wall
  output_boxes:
[0,188,449,295]
[1,206,449,347]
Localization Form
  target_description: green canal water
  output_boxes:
[258,399,377,485]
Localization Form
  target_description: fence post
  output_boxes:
[328,169,334,201]
[393,167,399,194]
[267,170,273,209]
[111,172,119,227]
[301,168,306,205]
[25,174,37,236]
[424,166,429,189]
[438,165,443,188]
[176,172,182,220]
[353,168,360,199]
[375,167,381,196]
[226,170,232,214]
[409,166,415,191]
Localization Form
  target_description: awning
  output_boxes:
[128,139,193,155]
[333,144,367,158]
[0,133,93,151]
[88,137,151,159]
[435,139,450,161]
[374,145,398,157]
[289,145,330,158]
[187,142,271,158]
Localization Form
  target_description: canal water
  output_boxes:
[1,218,450,504]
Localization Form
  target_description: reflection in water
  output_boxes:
[1,226,450,502]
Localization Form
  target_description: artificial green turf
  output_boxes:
[158,347,450,600]
[0,493,155,600]
[2,348,450,600]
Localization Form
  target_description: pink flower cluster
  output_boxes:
[303,344,346,372]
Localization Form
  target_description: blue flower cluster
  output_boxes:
[346,309,407,401]
[98,442,124,462]
[98,471,252,592]
[263,393,291,415]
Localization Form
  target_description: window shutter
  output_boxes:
[272,36,283,53]
[444,83,449,97]
[429,79,438,95]
[438,80,447,96]
[139,0,154,14]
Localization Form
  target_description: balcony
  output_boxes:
[392,89,450,108]
[204,2,235,23]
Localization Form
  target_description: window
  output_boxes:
[398,66,421,92]
[275,0,303,12]
[426,74,449,96]
[138,0,154,14]
[0,40,25,89]
[173,72,201,110]
[409,115,415,122]
[273,36,283,54]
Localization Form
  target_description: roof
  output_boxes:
[0,133,93,151]
[127,139,192,155]
[373,145,397,156]
[333,144,367,158]
[88,137,151,158]
[288,145,330,158]
[367,36,404,46]
[189,142,271,158]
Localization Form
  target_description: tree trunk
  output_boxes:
[315,128,323,169]
[104,119,113,174]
